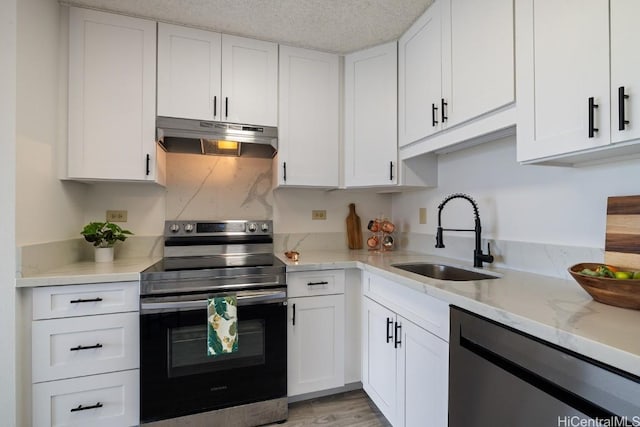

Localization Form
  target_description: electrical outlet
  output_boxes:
[106,210,128,222]
[312,210,327,220]
[419,207,427,224]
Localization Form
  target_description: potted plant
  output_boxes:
[81,221,133,262]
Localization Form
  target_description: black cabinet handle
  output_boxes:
[225,97,229,118]
[283,162,287,182]
[213,95,217,118]
[389,161,394,181]
[431,103,439,127]
[441,98,448,123]
[307,281,328,286]
[386,318,393,343]
[145,154,151,176]
[292,303,296,326]
[70,343,103,352]
[588,97,599,138]
[69,297,103,304]
[394,321,402,348]
[70,402,103,413]
[618,86,630,131]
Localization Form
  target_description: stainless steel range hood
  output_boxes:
[157,116,278,158]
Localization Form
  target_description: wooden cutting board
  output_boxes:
[605,195,640,270]
[346,203,363,250]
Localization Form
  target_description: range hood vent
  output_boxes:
[157,116,277,159]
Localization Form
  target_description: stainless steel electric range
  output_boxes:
[139,220,287,426]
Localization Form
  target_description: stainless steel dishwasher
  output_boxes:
[449,307,640,427]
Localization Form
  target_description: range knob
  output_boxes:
[169,224,180,233]
[247,223,257,232]
[184,223,195,233]
[260,223,269,232]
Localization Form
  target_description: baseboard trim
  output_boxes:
[287,381,363,403]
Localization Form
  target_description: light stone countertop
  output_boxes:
[15,249,640,379]
[279,249,640,379]
[15,257,161,287]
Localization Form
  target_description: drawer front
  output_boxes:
[33,281,139,320]
[32,312,139,383]
[364,271,449,341]
[288,269,346,297]
[33,369,139,427]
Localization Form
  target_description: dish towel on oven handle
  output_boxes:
[207,295,238,356]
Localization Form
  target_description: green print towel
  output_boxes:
[207,295,238,356]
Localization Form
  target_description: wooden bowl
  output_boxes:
[568,263,640,310]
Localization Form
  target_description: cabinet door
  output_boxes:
[68,8,158,181]
[516,0,610,162]
[443,0,514,126]
[399,1,443,147]
[288,295,345,396]
[277,46,339,187]
[397,317,449,427]
[157,23,221,121]
[345,42,398,187]
[610,0,640,144]
[221,35,277,126]
[362,297,398,425]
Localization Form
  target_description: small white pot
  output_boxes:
[94,247,114,263]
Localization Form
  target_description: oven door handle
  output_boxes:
[140,290,287,313]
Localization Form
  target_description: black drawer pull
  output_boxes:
[225,97,229,118]
[431,103,438,127]
[292,303,296,326]
[283,162,287,182]
[386,318,393,343]
[588,97,599,138]
[307,281,329,286]
[389,161,394,181]
[441,98,448,123]
[618,86,630,131]
[70,402,103,412]
[394,321,402,349]
[70,343,103,352]
[69,297,103,304]
[213,95,217,118]
[145,154,151,176]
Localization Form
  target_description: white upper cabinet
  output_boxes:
[444,0,514,126]
[157,23,221,121]
[398,0,515,155]
[344,42,398,187]
[68,8,163,183]
[610,0,640,145]
[516,0,610,163]
[276,46,339,187]
[157,26,277,126]
[399,1,444,147]
[221,35,278,126]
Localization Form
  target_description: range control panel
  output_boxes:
[164,220,272,237]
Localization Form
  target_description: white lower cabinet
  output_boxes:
[33,370,139,427]
[31,282,140,427]
[287,270,346,397]
[362,272,449,427]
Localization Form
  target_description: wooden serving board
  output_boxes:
[605,195,640,270]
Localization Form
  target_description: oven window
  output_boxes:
[168,319,265,377]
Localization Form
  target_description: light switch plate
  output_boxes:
[419,207,427,224]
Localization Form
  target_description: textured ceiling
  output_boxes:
[62,0,433,54]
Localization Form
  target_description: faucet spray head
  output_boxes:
[435,226,445,248]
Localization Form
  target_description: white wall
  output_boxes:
[0,0,17,424]
[392,136,640,248]
[16,0,86,246]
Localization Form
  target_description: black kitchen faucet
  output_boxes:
[435,193,494,268]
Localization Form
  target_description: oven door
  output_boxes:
[139,288,287,423]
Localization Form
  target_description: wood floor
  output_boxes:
[265,390,391,427]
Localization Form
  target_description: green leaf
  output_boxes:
[79,220,134,248]
[229,321,237,336]
[214,298,228,317]
[208,329,224,355]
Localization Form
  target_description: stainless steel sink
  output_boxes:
[391,263,499,281]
